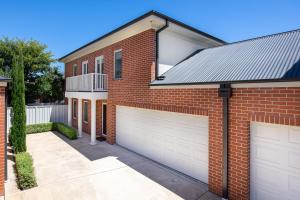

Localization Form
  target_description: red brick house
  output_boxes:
[59,11,300,200]
[0,77,9,199]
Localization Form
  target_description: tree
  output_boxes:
[10,49,26,153]
[0,38,63,104]
[35,66,64,102]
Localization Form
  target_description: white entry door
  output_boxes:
[250,122,300,200]
[116,106,209,183]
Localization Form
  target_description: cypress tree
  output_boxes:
[11,49,26,153]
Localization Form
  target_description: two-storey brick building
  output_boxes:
[59,11,300,200]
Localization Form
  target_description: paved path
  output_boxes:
[5,132,220,200]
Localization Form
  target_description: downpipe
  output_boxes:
[155,19,169,80]
[218,84,232,200]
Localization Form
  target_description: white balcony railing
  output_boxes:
[66,73,107,92]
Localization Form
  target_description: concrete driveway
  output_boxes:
[5,132,220,200]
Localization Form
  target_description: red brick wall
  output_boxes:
[71,98,103,136]
[64,29,300,199]
[227,87,300,199]
[0,87,6,197]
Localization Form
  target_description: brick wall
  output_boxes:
[71,98,103,135]
[0,87,6,197]
[64,29,300,199]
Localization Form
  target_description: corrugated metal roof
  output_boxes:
[151,29,300,85]
[0,76,11,82]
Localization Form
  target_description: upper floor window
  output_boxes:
[72,64,77,76]
[82,61,88,74]
[95,56,104,74]
[114,50,122,79]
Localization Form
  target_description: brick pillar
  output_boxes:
[208,96,223,196]
[0,87,6,197]
[106,102,116,144]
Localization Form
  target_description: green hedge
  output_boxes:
[53,122,77,140]
[26,122,77,140]
[26,123,54,134]
[15,152,37,190]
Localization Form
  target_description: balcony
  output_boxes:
[66,73,107,92]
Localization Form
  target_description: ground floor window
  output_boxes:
[72,99,77,118]
[83,101,88,122]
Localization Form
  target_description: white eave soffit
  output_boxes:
[61,15,165,63]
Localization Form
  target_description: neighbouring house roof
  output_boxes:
[0,76,11,82]
[151,29,300,85]
[58,10,225,62]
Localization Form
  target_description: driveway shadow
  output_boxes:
[52,131,220,200]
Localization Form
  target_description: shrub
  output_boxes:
[15,152,37,190]
[25,122,77,140]
[10,51,27,153]
[26,123,54,134]
[53,122,77,140]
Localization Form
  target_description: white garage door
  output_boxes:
[116,106,208,183]
[250,122,300,200]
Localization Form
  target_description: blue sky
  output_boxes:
[1,0,300,71]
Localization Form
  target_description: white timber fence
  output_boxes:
[7,104,68,130]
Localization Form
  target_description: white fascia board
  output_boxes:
[0,82,7,87]
[231,81,300,88]
[150,81,300,89]
[150,84,219,89]
[65,91,108,100]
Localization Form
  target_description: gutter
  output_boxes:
[218,83,232,200]
[155,19,169,80]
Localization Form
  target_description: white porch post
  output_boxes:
[67,98,72,126]
[77,99,82,137]
[90,99,97,145]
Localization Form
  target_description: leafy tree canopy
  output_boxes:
[0,38,64,104]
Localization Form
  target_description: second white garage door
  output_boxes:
[116,106,208,183]
[250,122,300,200]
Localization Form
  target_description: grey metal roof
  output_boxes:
[151,29,300,85]
[0,76,11,82]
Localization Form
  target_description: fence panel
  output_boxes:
[7,104,68,130]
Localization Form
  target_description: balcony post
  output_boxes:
[67,98,72,126]
[91,74,94,92]
[90,99,97,145]
[77,99,82,138]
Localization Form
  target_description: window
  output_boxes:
[82,61,88,74]
[95,56,104,74]
[72,100,77,118]
[83,101,88,122]
[114,50,122,79]
[72,64,77,76]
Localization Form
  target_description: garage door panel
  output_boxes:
[251,122,300,200]
[289,127,300,144]
[289,151,300,169]
[253,144,281,164]
[116,106,208,182]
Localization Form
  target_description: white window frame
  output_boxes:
[83,101,88,123]
[82,60,88,74]
[72,99,77,119]
[114,49,122,79]
[72,64,77,76]
[95,56,104,74]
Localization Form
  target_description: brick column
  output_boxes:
[106,102,116,144]
[0,87,6,197]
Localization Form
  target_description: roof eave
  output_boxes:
[58,10,225,62]
[149,78,300,86]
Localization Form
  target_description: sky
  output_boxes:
[1,0,300,71]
